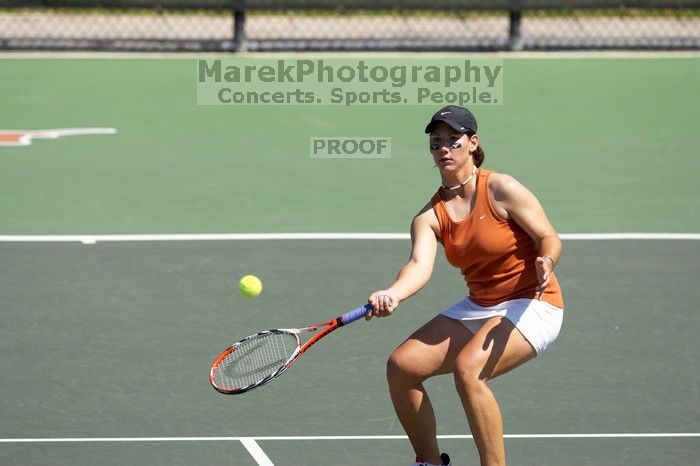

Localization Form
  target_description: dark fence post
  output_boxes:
[509,0,523,51]
[233,0,247,52]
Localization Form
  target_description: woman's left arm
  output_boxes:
[491,174,562,298]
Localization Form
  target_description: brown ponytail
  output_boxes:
[467,132,485,167]
[473,145,485,167]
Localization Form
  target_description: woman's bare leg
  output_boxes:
[452,317,536,466]
[386,315,473,464]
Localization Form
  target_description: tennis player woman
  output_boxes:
[367,105,564,466]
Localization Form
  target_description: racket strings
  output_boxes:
[213,332,299,391]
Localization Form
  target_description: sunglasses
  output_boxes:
[429,141,463,151]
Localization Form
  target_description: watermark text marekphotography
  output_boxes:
[310,137,391,159]
[198,59,503,106]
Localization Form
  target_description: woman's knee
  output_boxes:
[386,344,425,384]
[387,315,472,384]
[386,347,411,380]
[453,351,487,391]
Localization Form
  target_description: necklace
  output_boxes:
[442,166,477,191]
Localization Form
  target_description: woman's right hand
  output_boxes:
[366,290,399,320]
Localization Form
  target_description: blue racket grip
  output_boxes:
[339,303,373,326]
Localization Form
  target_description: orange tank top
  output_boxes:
[431,169,564,308]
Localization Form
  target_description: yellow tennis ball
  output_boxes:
[239,275,262,298]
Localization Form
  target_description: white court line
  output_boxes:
[0,233,699,244]
[560,233,700,240]
[256,433,700,440]
[0,233,408,243]
[3,434,697,466]
[1,433,698,442]
[240,437,275,466]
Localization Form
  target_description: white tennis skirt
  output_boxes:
[441,297,564,354]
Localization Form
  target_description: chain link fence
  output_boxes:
[1,1,698,51]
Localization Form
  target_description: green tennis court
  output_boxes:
[1,54,698,465]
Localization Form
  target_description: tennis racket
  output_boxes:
[209,303,372,395]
